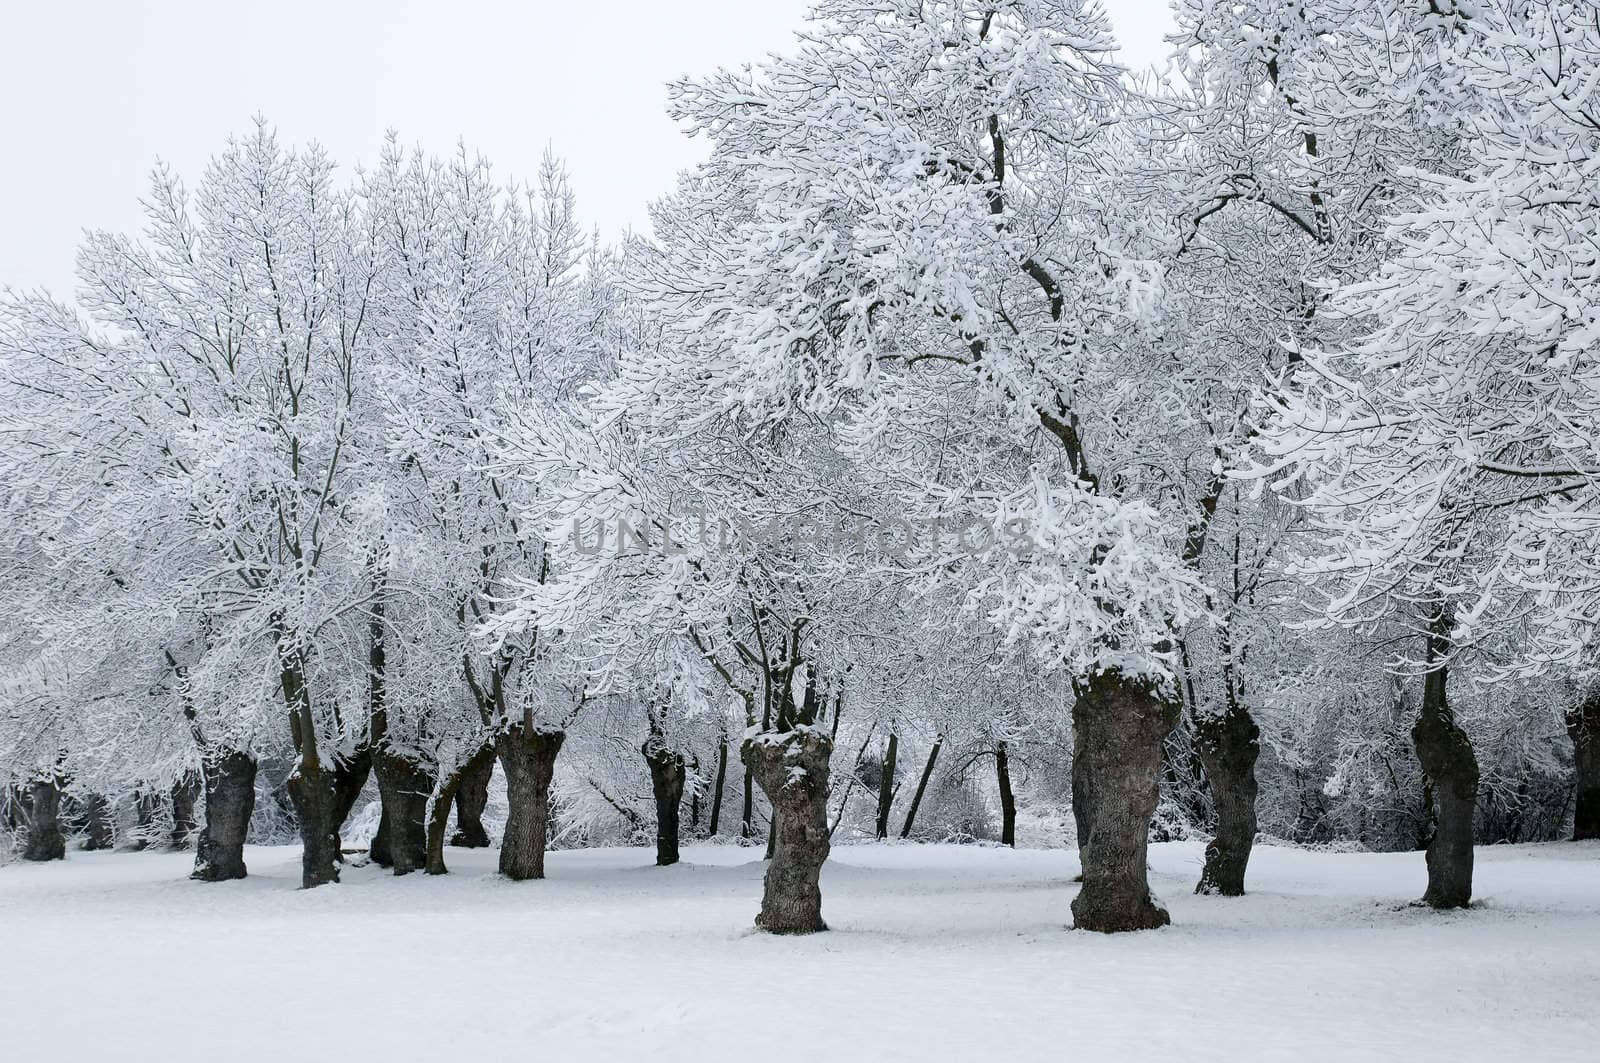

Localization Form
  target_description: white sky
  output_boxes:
[0,1,1175,297]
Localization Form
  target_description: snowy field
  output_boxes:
[2,841,1596,1062]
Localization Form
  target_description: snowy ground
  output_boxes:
[2,840,1596,1062]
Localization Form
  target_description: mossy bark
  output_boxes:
[743,728,832,934]
[1070,672,1178,933]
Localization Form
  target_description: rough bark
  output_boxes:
[1193,704,1260,896]
[169,771,201,850]
[449,750,494,848]
[996,740,1017,848]
[496,725,565,881]
[191,750,257,882]
[898,734,943,839]
[875,732,898,840]
[743,728,832,934]
[1413,616,1478,909]
[82,793,115,851]
[1070,672,1180,933]
[1568,690,1600,841]
[286,760,342,888]
[372,747,433,875]
[22,776,66,862]
[643,737,687,866]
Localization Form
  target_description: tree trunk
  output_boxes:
[643,738,686,866]
[192,750,257,882]
[875,732,898,840]
[169,771,200,850]
[1413,614,1478,909]
[82,793,115,851]
[449,749,494,848]
[899,734,943,839]
[425,744,495,875]
[279,647,350,888]
[373,746,433,875]
[689,757,703,836]
[370,811,393,867]
[740,769,755,839]
[996,740,1017,848]
[1193,703,1260,896]
[286,759,342,888]
[1567,690,1600,841]
[707,734,728,837]
[22,776,66,862]
[330,747,371,855]
[1071,699,1095,875]
[131,789,161,850]
[496,725,565,881]
[1070,672,1179,933]
[743,728,832,933]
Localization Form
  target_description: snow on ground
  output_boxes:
[2,839,1596,1062]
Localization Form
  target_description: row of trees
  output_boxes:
[3,0,1598,933]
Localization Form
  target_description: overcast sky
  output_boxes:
[0,1,1175,297]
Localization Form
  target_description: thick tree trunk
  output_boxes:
[899,734,943,839]
[1193,703,1260,896]
[643,738,686,866]
[286,760,342,888]
[1568,690,1600,841]
[707,734,728,837]
[743,728,832,933]
[82,793,115,851]
[22,777,66,862]
[496,725,565,881]
[996,740,1017,848]
[170,771,200,850]
[449,749,494,848]
[1070,672,1179,933]
[875,732,898,840]
[191,750,257,882]
[1413,616,1478,909]
[372,747,433,875]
